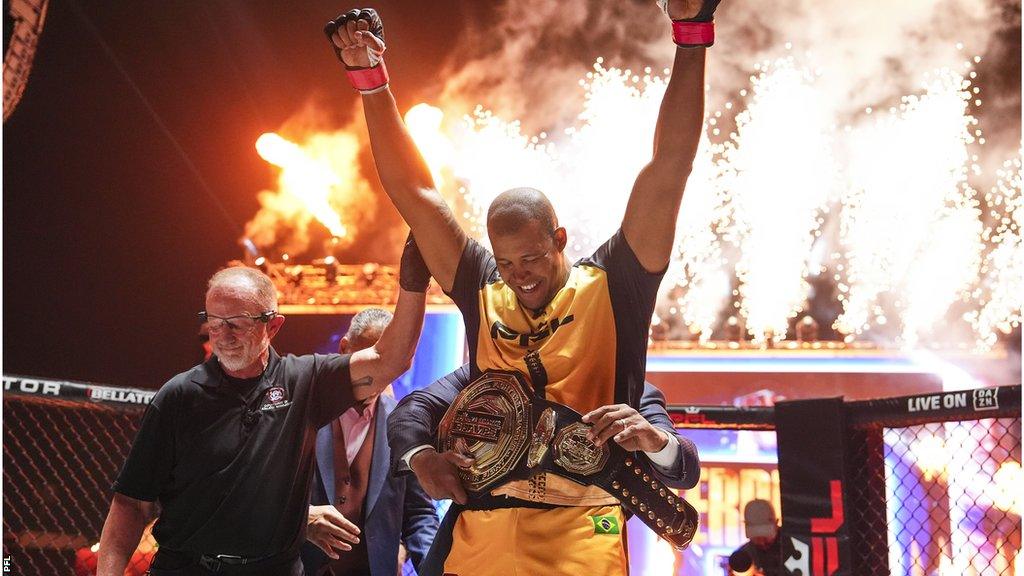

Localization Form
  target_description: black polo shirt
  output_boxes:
[113,348,354,558]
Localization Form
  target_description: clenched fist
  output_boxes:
[324,8,386,69]
[659,0,718,21]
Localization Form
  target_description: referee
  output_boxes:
[96,238,430,576]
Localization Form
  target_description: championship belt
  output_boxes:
[437,371,533,492]
[437,370,699,549]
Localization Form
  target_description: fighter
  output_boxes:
[324,1,716,573]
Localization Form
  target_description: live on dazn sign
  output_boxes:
[905,387,1000,413]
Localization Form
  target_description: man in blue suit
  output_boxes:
[301,308,439,576]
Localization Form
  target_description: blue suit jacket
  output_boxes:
[301,394,439,576]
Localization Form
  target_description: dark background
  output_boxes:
[3,1,474,387]
[4,1,1021,389]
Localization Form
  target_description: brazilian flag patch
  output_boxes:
[591,514,621,535]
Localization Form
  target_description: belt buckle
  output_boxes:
[198,554,246,572]
[197,555,222,573]
[437,370,533,492]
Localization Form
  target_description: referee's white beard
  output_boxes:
[215,336,269,374]
[218,351,254,373]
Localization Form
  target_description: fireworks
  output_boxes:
[836,65,984,347]
[968,152,1024,349]
[249,51,1019,350]
[724,57,835,343]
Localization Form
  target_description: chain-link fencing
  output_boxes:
[3,376,154,575]
[4,374,1020,575]
[672,385,1021,575]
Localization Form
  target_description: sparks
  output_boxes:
[249,51,1018,350]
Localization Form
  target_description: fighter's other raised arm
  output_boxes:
[622,0,718,272]
[348,235,429,400]
[325,9,465,292]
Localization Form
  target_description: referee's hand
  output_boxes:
[307,505,360,559]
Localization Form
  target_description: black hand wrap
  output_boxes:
[684,0,721,23]
[324,8,385,70]
[399,233,432,293]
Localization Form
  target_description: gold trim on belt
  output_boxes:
[437,371,532,492]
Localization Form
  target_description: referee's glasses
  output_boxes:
[198,311,278,335]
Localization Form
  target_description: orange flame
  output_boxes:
[255,132,347,238]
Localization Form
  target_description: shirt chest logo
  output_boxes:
[259,386,291,410]
[489,314,575,347]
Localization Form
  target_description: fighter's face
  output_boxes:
[205,286,282,377]
[490,219,568,311]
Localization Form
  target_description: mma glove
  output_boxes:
[324,8,389,93]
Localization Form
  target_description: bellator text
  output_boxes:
[3,376,155,406]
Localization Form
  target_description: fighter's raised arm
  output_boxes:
[325,9,465,292]
[621,0,719,273]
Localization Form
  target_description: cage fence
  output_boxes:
[4,375,1021,576]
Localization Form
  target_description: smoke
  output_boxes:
[718,0,997,113]
[435,0,665,131]
[438,0,1012,131]
[247,0,1018,262]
